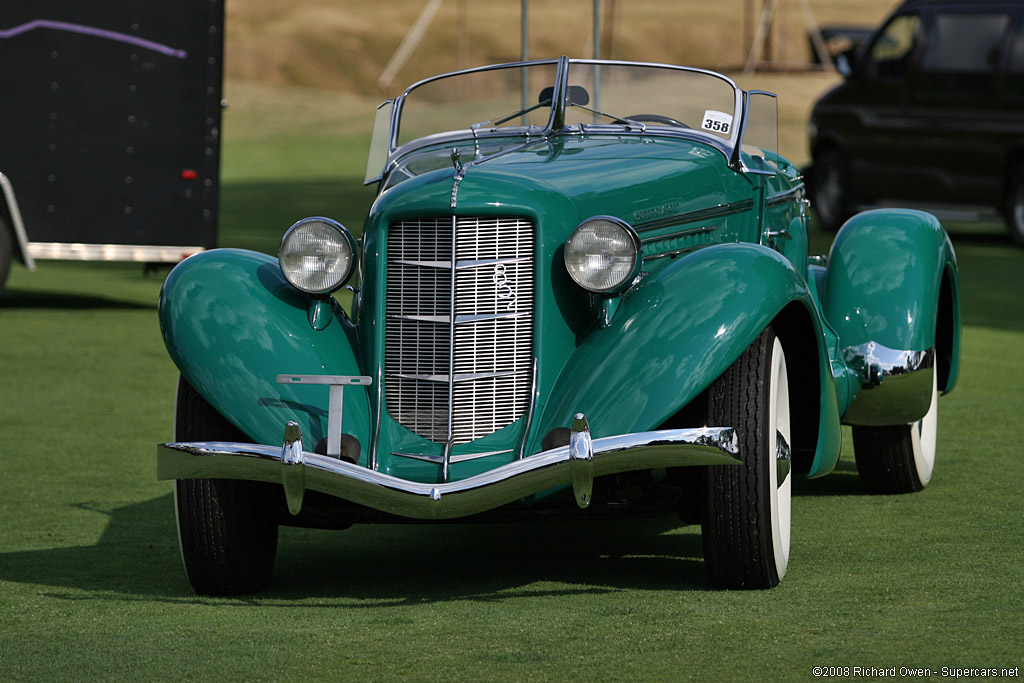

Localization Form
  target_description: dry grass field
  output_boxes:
[220,0,902,170]
[223,0,899,95]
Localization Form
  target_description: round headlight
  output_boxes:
[279,217,356,295]
[564,216,641,293]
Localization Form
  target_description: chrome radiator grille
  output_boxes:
[385,216,534,444]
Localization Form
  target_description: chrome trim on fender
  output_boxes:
[158,426,740,521]
[841,343,935,426]
[634,200,753,233]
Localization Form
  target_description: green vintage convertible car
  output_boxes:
[157,58,961,595]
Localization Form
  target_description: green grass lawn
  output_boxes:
[2,89,1023,680]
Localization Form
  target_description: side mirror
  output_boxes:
[836,49,857,78]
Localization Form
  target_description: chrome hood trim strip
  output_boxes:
[158,426,739,520]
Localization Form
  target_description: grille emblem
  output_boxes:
[492,263,517,310]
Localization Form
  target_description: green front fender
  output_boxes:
[158,249,371,458]
[535,242,842,478]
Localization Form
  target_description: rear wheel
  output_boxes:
[701,328,792,589]
[174,375,279,595]
[811,146,852,232]
[852,371,938,494]
[1005,166,1024,246]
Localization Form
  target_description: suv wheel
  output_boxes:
[811,147,852,232]
[1005,167,1024,246]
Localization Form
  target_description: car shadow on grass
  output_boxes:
[0,493,718,604]
[2,457,881,603]
[0,288,156,310]
[793,457,865,497]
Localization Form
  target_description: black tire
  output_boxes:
[701,328,792,589]
[810,146,852,232]
[1005,166,1024,247]
[174,375,279,595]
[852,371,937,495]
[0,215,12,296]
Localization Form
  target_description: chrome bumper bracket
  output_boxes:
[276,374,372,459]
[569,413,594,509]
[281,421,306,515]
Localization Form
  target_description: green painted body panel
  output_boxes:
[822,209,961,392]
[159,127,955,491]
[158,249,372,462]
[533,242,842,478]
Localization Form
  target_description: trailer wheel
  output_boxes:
[173,375,279,595]
[0,215,12,295]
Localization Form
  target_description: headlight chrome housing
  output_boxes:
[564,216,642,293]
[279,217,357,296]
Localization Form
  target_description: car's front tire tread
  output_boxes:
[174,376,279,596]
[701,328,790,589]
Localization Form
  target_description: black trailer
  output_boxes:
[0,0,224,292]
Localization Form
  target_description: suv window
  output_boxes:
[917,12,1011,99]
[1006,19,1024,100]
[921,13,1010,72]
[868,14,919,79]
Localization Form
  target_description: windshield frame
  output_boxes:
[366,57,748,185]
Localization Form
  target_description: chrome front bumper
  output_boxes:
[157,418,739,520]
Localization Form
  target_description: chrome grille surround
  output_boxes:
[385,216,534,445]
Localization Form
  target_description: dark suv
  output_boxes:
[809,0,1024,243]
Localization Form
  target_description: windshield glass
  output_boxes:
[563,63,739,138]
[395,61,740,147]
[396,62,560,147]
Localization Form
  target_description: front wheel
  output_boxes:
[1005,166,1024,247]
[173,375,280,595]
[852,370,938,494]
[701,328,792,589]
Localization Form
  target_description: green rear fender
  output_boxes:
[535,243,842,478]
[158,249,371,458]
[823,209,961,393]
